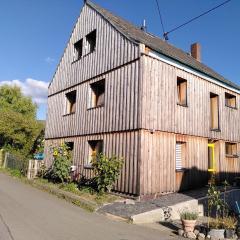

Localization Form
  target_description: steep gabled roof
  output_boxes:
[87,1,240,91]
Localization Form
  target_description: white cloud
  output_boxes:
[45,57,55,64]
[0,78,49,105]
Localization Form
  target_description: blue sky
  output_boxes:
[0,0,239,120]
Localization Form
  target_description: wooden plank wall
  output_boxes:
[44,131,140,195]
[45,60,140,139]
[48,4,139,95]
[141,55,240,142]
[139,130,240,196]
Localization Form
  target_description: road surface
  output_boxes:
[0,173,176,240]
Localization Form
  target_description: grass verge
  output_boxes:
[0,168,120,212]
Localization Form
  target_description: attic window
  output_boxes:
[225,92,236,109]
[225,142,237,157]
[74,39,83,60]
[86,30,96,54]
[177,77,187,106]
[65,90,76,114]
[90,79,105,108]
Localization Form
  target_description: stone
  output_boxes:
[187,232,197,239]
[197,233,205,240]
[178,229,184,236]
[183,232,188,238]
[194,229,200,236]
[195,226,201,231]
[124,199,135,205]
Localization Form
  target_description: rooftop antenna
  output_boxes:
[141,19,147,32]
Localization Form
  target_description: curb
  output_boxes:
[130,208,165,224]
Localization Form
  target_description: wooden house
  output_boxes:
[44,0,240,198]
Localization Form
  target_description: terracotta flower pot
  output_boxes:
[181,219,196,232]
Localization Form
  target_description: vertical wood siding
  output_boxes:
[45,60,139,139]
[141,55,240,142]
[139,130,240,196]
[44,131,139,195]
[48,4,139,95]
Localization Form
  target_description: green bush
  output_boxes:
[92,153,123,194]
[47,144,71,183]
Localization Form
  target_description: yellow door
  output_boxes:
[208,143,216,172]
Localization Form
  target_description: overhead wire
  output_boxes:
[155,0,166,36]
[155,0,232,40]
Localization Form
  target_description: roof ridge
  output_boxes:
[87,1,239,90]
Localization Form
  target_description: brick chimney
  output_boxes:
[191,43,201,62]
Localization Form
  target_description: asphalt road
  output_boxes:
[0,173,176,240]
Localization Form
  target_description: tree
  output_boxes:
[0,85,43,158]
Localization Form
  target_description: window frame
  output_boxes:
[210,92,220,131]
[177,77,188,107]
[175,141,186,172]
[73,38,83,62]
[225,92,237,109]
[85,29,96,55]
[85,140,103,168]
[89,79,105,109]
[65,90,77,115]
[225,142,238,158]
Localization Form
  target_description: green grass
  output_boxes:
[58,182,119,205]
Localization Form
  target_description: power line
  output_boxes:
[163,0,232,40]
[155,0,166,36]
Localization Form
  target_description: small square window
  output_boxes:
[177,77,187,106]
[65,90,76,114]
[86,140,103,166]
[65,142,74,151]
[225,142,237,157]
[74,39,83,60]
[90,79,105,108]
[225,92,236,109]
[86,30,96,54]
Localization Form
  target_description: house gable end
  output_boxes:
[48,3,139,95]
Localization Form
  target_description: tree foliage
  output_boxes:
[0,85,43,158]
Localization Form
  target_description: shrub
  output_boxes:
[37,163,47,178]
[222,216,237,229]
[209,217,224,229]
[92,153,123,194]
[47,144,71,183]
[180,210,198,220]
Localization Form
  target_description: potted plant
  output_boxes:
[223,216,237,239]
[180,210,198,232]
[208,217,225,239]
